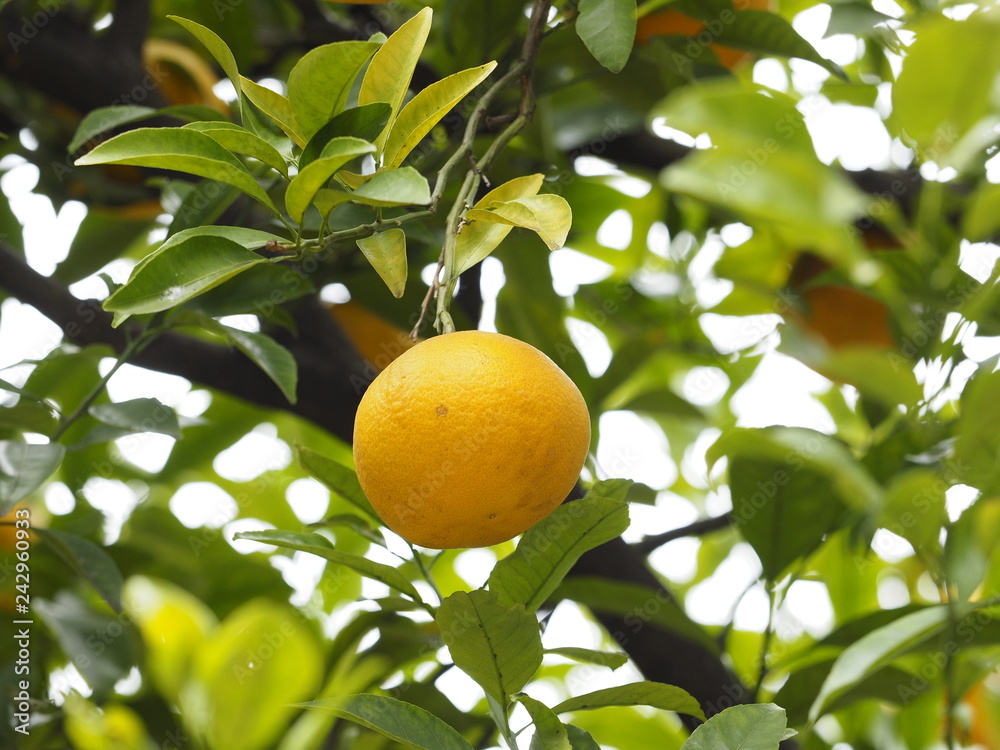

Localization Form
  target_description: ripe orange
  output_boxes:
[352,330,591,549]
[636,0,770,70]
[329,301,416,372]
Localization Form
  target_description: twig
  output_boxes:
[634,512,733,554]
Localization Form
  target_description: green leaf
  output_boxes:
[545,647,629,670]
[436,589,543,705]
[36,528,124,612]
[350,167,431,207]
[170,16,243,98]
[880,469,947,555]
[964,182,1000,242]
[383,61,498,168]
[75,128,278,213]
[357,229,408,298]
[240,76,305,146]
[517,694,571,750]
[728,456,847,580]
[193,599,323,750]
[953,366,1000,496]
[465,194,572,251]
[68,103,229,154]
[455,173,545,274]
[287,41,381,140]
[551,681,704,721]
[103,234,267,318]
[299,103,393,168]
[233,529,422,601]
[216,326,298,405]
[808,606,952,721]
[54,204,157,284]
[681,703,789,750]
[298,694,475,750]
[489,495,629,612]
[0,440,65,506]
[35,591,138,699]
[359,7,433,152]
[891,13,1000,159]
[88,398,181,438]
[708,427,881,513]
[297,446,378,520]
[156,225,286,255]
[284,137,376,224]
[715,10,845,79]
[184,121,288,177]
[577,0,636,74]
[566,725,601,750]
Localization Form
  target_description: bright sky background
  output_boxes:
[3,4,1000,742]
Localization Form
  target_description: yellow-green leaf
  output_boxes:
[239,76,304,146]
[382,61,498,168]
[184,121,288,177]
[287,41,381,141]
[359,7,433,152]
[349,167,431,207]
[169,16,242,98]
[284,137,376,224]
[455,173,544,274]
[75,127,277,213]
[357,229,407,298]
[465,194,572,251]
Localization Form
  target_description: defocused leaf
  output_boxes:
[437,589,543,704]
[552,681,704,721]
[103,234,267,319]
[891,13,1000,159]
[37,528,124,612]
[566,725,602,750]
[184,121,288,177]
[287,41,381,140]
[69,103,228,154]
[192,599,323,750]
[880,469,947,557]
[35,591,139,699]
[297,446,378,519]
[455,174,544,274]
[517,694,571,750]
[89,398,181,438]
[55,203,158,284]
[809,606,952,721]
[681,703,788,749]
[215,325,298,404]
[350,167,431,207]
[383,61,498,168]
[360,7,433,152]
[545,647,629,670]
[234,529,421,600]
[953,365,1000,495]
[284,137,375,223]
[577,0,636,74]
[465,194,572,251]
[946,497,1000,600]
[0,440,65,507]
[75,128,278,213]
[489,496,629,611]
[357,230,408,299]
[964,182,1000,241]
[728,456,847,580]
[715,11,845,78]
[124,576,217,702]
[299,693,475,750]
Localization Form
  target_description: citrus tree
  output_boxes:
[1,0,999,748]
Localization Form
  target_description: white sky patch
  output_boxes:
[686,543,762,626]
[106,362,192,406]
[734,582,771,631]
[285,478,331,525]
[454,548,497,589]
[871,528,915,563]
[0,299,65,373]
[876,572,911,609]
[596,411,676,489]
[731,351,836,431]
[114,432,175,474]
[80,477,144,544]
[320,282,351,304]
[680,427,723,490]
[548,247,614,296]
[565,317,612,377]
[573,155,620,176]
[699,312,781,355]
[596,209,632,250]
[783,580,835,637]
[218,314,260,333]
[478,256,505,333]
[622,496,697,544]
[45,482,76,515]
[649,536,700,585]
[753,58,789,91]
[213,422,292,482]
[269,548,328,607]
[945,484,980,522]
[169,482,239,529]
[805,102,893,171]
[682,366,730,407]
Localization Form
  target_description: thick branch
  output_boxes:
[635,512,734,555]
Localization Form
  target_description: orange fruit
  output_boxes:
[352,330,591,549]
[143,39,227,113]
[794,285,895,349]
[636,0,770,70]
[329,301,416,372]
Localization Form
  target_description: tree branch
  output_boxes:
[635,512,734,555]
[106,0,151,57]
